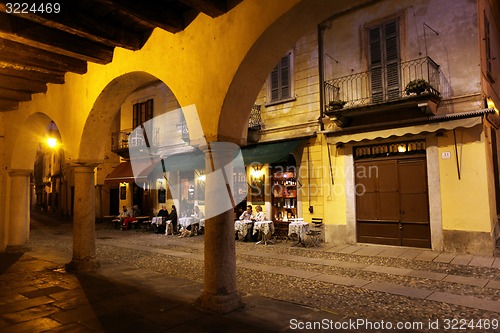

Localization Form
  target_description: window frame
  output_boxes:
[266,51,295,106]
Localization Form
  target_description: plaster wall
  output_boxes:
[438,125,493,232]
[321,0,481,107]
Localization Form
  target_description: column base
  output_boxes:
[5,245,30,253]
[65,258,100,272]
[196,291,244,314]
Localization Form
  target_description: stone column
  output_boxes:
[66,164,99,271]
[197,143,243,313]
[6,169,32,253]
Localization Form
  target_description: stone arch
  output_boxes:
[78,71,167,162]
[218,0,367,143]
[9,112,58,170]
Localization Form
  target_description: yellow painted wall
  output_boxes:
[254,28,320,142]
[438,125,493,232]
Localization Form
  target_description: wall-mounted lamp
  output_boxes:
[46,137,58,148]
[250,163,263,177]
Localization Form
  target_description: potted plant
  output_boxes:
[327,99,347,110]
[405,79,430,95]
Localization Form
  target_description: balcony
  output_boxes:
[248,104,263,143]
[324,57,441,127]
[111,127,159,158]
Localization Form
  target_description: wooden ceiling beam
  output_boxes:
[0,3,146,50]
[0,12,114,64]
[0,87,31,101]
[0,99,19,111]
[0,65,65,84]
[0,38,87,74]
[93,0,185,33]
[178,0,227,18]
[0,74,47,93]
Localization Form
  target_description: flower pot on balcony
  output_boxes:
[327,100,347,110]
[405,79,430,96]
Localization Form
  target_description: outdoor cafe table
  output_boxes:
[253,220,274,245]
[179,216,204,234]
[234,220,253,241]
[288,221,309,247]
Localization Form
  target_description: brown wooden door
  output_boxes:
[356,158,430,248]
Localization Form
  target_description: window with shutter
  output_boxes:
[368,19,400,102]
[269,52,292,103]
[133,99,154,146]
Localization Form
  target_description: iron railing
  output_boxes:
[324,56,440,109]
[248,104,263,130]
[111,127,159,151]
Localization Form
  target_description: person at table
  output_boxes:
[122,204,139,230]
[117,206,130,230]
[254,205,266,222]
[152,205,169,233]
[157,205,169,217]
[167,205,178,234]
[239,205,254,221]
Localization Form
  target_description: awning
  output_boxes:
[241,140,302,165]
[162,150,206,171]
[105,161,144,183]
[326,111,488,144]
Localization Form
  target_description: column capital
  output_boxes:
[67,160,101,169]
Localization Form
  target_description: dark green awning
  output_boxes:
[241,140,301,165]
[162,150,206,171]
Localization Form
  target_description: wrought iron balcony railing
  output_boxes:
[324,56,440,110]
[111,127,159,152]
[248,104,263,130]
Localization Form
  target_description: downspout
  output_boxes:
[318,24,325,131]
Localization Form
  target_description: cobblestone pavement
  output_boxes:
[1,212,499,332]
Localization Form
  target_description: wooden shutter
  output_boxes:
[484,12,492,77]
[270,53,291,102]
[369,26,383,103]
[369,20,400,102]
[384,21,400,100]
[280,55,291,99]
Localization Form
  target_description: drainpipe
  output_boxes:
[318,24,326,131]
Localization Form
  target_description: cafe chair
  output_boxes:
[306,217,323,247]
[273,220,290,242]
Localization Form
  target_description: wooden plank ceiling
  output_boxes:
[0,0,236,111]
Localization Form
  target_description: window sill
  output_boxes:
[265,96,297,107]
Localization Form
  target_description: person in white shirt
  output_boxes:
[239,205,254,220]
[254,205,266,222]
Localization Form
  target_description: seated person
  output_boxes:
[193,205,205,234]
[254,205,266,221]
[239,205,254,220]
[117,206,130,229]
[122,205,140,230]
[167,205,178,234]
[153,205,169,234]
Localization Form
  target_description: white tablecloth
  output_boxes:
[234,220,253,239]
[179,216,205,229]
[253,221,274,236]
[288,221,309,240]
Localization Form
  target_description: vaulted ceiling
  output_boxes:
[0,0,238,111]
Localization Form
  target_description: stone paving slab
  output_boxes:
[493,258,500,269]
[378,247,410,258]
[350,246,386,256]
[485,279,500,290]
[469,256,495,268]
[362,265,412,276]
[415,251,440,261]
[1,317,62,333]
[398,249,424,260]
[450,254,473,266]
[408,270,447,281]
[442,274,489,288]
[336,245,360,254]
[364,281,433,299]
[433,252,456,263]
[426,292,500,313]
[312,273,371,287]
